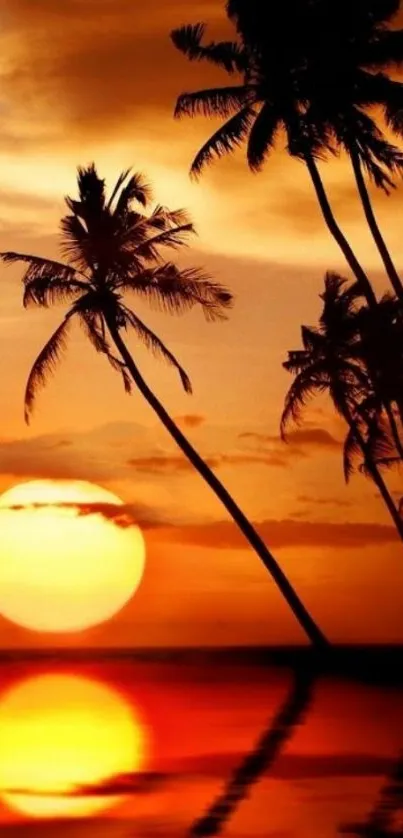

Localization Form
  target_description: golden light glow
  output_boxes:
[0,673,147,819]
[0,480,146,633]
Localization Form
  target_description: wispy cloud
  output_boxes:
[159,518,400,550]
[1,500,169,530]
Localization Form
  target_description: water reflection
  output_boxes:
[341,750,403,837]
[0,658,402,837]
[191,666,316,836]
[0,673,147,819]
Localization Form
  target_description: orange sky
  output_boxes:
[0,0,403,646]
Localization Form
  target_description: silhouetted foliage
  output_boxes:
[172,0,403,301]
[0,165,328,649]
[282,273,403,539]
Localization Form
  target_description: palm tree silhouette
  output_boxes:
[281,273,403,540]
[190,666,316,836]
[0,164,328,648]
[297,0,403,299]
[171,0,403,303]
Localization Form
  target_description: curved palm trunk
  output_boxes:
[106,317,329,649]
[349,144,403,300]
[343,402,403,540]
[190,667,316,836]
[384,401,403,462]
[303,154,378,309]
[366,454,403,539]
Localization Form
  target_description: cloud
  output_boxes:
[174,414,206,428]
[165,750,393,781]
[127,451,291,474]
[1,0,225,148]
[3,771,169,798]
[159,518,400,550]
[127,454,217,474]
[297,495,352,508]
[285,428,341,448]
[0,500,168,530]
[240,427,340,450]
[0,422,153,483]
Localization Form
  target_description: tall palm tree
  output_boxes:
[0,164,328,649]
[281,273,403,540]
[171,0,403,303]
[298,0,403,298]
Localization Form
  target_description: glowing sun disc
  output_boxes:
[0,673,147,819]
[0,480,146,633]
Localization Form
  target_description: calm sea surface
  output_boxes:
[0,654,402,837]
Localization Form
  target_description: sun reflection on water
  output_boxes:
[0,672,148,819]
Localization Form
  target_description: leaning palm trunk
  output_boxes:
[106,316,329,649]
[303,153,378,309]
[384,401,403,462]
[349,143,403,300]
[343,401,403,540]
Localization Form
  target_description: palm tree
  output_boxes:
[281,273,403,540]
[298,0,403,298]
[171,0,403,303]
[0,164,328,649]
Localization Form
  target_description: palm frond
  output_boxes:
[78,311,133,394]
[106,169,132,210]
[24,315,73,423]
[60,214,94,271]
[247,102,281,171]
[283,349,311,375]
[281,366,328,438]
[343,425,363,483]
[171,24,246,73]
[121,305,192,394]
[190,106,256,177]
[0,251,88,307]
[76,163,106,210]
[124,263,233,321]
[171,22,207,58]
[113,172,153,216]
[0,252,82,281]
[355,129,403,192]
[23,277,86,308]
[132,222,195,260]
[175,86,254,120]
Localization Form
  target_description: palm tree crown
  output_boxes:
[172,0,403,301]
[172,0,403,182]
[281,274,368,438]
[1,164,232,421]
[282,272,403,538]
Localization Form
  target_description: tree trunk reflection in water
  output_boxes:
[341,750,403,837]
[190,666,317,837]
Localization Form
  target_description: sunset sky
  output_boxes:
[1,0,403,647]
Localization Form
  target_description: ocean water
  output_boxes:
[0,652,402,837]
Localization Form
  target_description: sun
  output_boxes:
[0,673,147,819]
[0,480,146,633]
